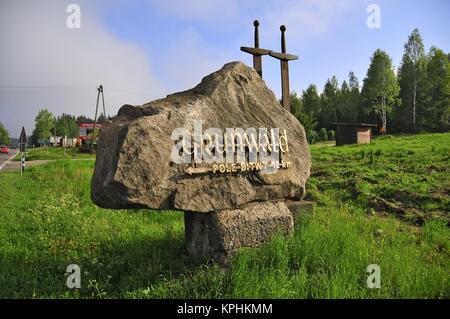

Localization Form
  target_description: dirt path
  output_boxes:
[0,160,50,172]
[0,158,96,173]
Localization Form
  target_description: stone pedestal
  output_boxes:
[185,201,293,264]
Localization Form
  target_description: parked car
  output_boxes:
[1,146,9,154]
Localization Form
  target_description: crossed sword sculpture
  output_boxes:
[241,21,298,113]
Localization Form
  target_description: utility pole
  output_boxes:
[53,117,56,147]
[90,85,106,154]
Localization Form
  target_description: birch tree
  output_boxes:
[362,49,399,133]
[398,29,427,131]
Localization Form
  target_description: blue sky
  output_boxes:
[1,0,449,137]
[93,0,450,93]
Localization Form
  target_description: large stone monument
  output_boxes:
[91,61,311,262]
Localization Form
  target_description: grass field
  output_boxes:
[13,147,95,161]
[0,133,448,298]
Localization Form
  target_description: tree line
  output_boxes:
[5,28,448,146]
[31,109,110,144]
[0,122,10,145]
[291,29,450,143]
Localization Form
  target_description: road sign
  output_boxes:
[19,126,27,175]
[19,126,27,143]
[19,127,27,152]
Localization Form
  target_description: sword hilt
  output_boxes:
[269,24,298,61]
[280,25,286,53]
[240,19,271,56]
[254,20,260,48]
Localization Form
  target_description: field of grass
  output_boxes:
[13,147,95,161]
[0,133,448,298]
[307,133,450,225]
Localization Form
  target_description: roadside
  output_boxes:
[0,147,96,173]
[0,159,51,172]
[0,149,20,170]
[12,147,95,161]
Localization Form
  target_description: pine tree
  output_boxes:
[302,84,321,116]
[291,92,317,143]
[320,76,340,128]
[348,72,361,123]
[0,122,10,145]
[424,47,450,131]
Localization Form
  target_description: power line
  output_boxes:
[0,86,151,96]
[0,86,94,89]
[108,88,152,96]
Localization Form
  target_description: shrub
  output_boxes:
[319,128,328,142]
[327,130,335,141]
[308,130,318,144]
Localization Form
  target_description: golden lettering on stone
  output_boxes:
[184,129,292,175]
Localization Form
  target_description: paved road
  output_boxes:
[0,149,19,170]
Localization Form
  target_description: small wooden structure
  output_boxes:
[333,123,377,146]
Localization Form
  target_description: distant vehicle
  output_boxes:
[1,146,9,154]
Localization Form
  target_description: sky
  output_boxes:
[0,0,449,138]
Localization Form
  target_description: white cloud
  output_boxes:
[0,0,164,137]
[144,0,358,100]
[160,28,235,92]
[0,0,359,137]
[148,0,357,47]
[262,0,359,47]
[148,0,244,28]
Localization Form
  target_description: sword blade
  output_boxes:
[281,60,290,112]
[253,55,263,77]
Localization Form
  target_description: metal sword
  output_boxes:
[269,25,298,112]
[240,20,271,78]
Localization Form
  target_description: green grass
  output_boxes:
[0,133,448,298]
[14,147,95,161]
[308,133,450,225]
